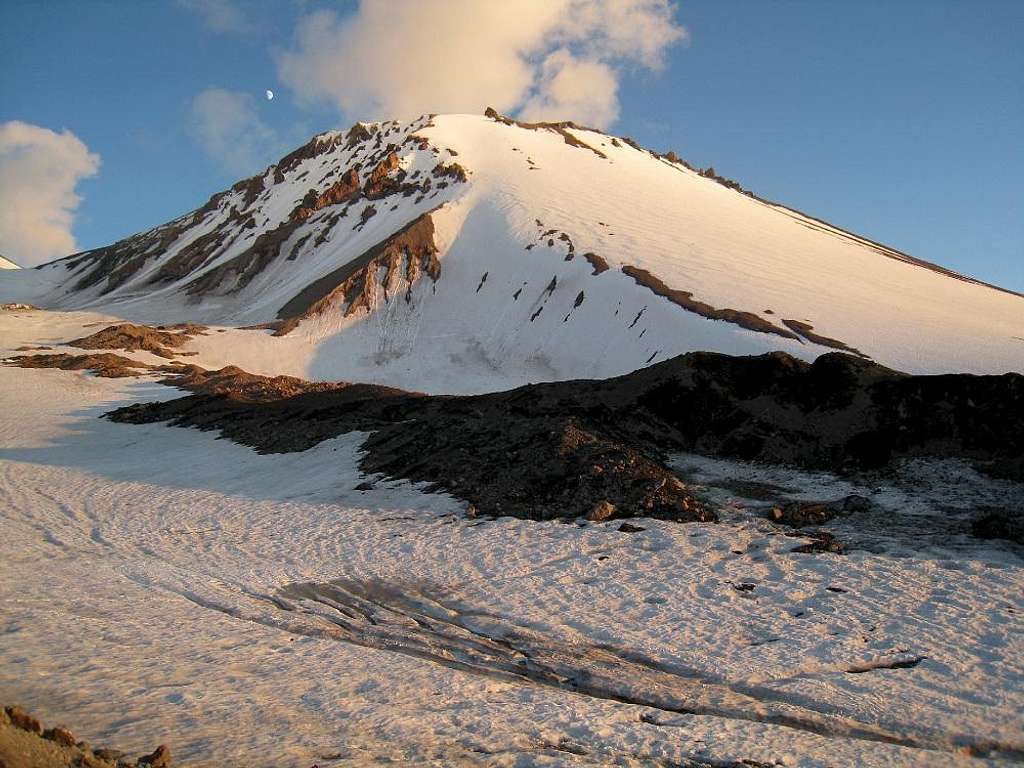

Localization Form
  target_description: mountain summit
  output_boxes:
[18,110,1024,391]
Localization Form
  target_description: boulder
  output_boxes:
[44,726,77,746]
[6,705,42,734]
[138,744,171,768]
[588,500,616,522]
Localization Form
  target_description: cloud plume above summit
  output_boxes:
[278,0,686,129]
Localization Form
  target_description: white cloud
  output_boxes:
[187,87,283,176]
[177,0,252,34]
[0,121,100,267]
[278,0,685,129]
[520,50,620,128]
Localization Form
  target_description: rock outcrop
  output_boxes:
[106,350,1024,523]
[291,168,361,220]
[0,705,172,768]
[68,323,205,359]
[275,211,441,334]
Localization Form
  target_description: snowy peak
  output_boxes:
[0,254,20,269]
[16,110,1024,388]
[45,115,463,302]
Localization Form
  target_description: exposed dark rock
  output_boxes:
[359,204,377,225]
[231,174,265,209]
[622,265,801,341]
[364,152,402,199]
[286,233,313,261]
[6,706,41,734]
[138,744,171,768]
[275,211,441,334]
[44,727,76,747]
[4,352,181,379]
[483,108,607,159]
[169,365,352,401]
[185,217,305,296]
[768,495,873,527]
[68,323,204,359]
[273,132,347,183]
[291,168,361,219]
[432,161,468,183]
[588,500,616,521]
[0,709,150,768]
[64,216,194,295]
[405,133,430,150]
[790,531,846,554]
[344,123,375,150]
[782,319,867,358]
[105,350,1023,525]
[617,522,646,533]
[971,508,1024,544]
[698,165,751,195]
[150,227,232,284]
[582,252,609,275]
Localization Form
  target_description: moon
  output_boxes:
[266,90,274,101]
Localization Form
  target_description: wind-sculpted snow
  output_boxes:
[1,310,1023,767]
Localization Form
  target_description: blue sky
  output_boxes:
[1,0,1021,291]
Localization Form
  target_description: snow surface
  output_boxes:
[3,114,1020,395]
[0,255,19,270]
[2,310,1022,767]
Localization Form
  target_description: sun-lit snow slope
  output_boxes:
[0,255,19,270]
[18,112,1024,391]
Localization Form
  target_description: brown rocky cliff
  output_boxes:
[292,168,361,221]
[364,151,402,199]
[275,212,440,335]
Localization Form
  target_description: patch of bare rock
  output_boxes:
[67,323,205,359]
[274,211,442,334]
[168,364,373,402]
[3,352,183,379]
[484,107,609,159]
[106,351,1023,525]
[621,265,802,342]
[768,495,875,527]
[0,705,170,768]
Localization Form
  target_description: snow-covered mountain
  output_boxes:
[9,110,1023,391]
[0,254,19,270]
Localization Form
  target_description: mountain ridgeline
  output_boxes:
[19,109,1024,392]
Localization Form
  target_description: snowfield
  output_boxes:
[2,309,1022,767]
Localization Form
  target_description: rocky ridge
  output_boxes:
[84,338,1021,525]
